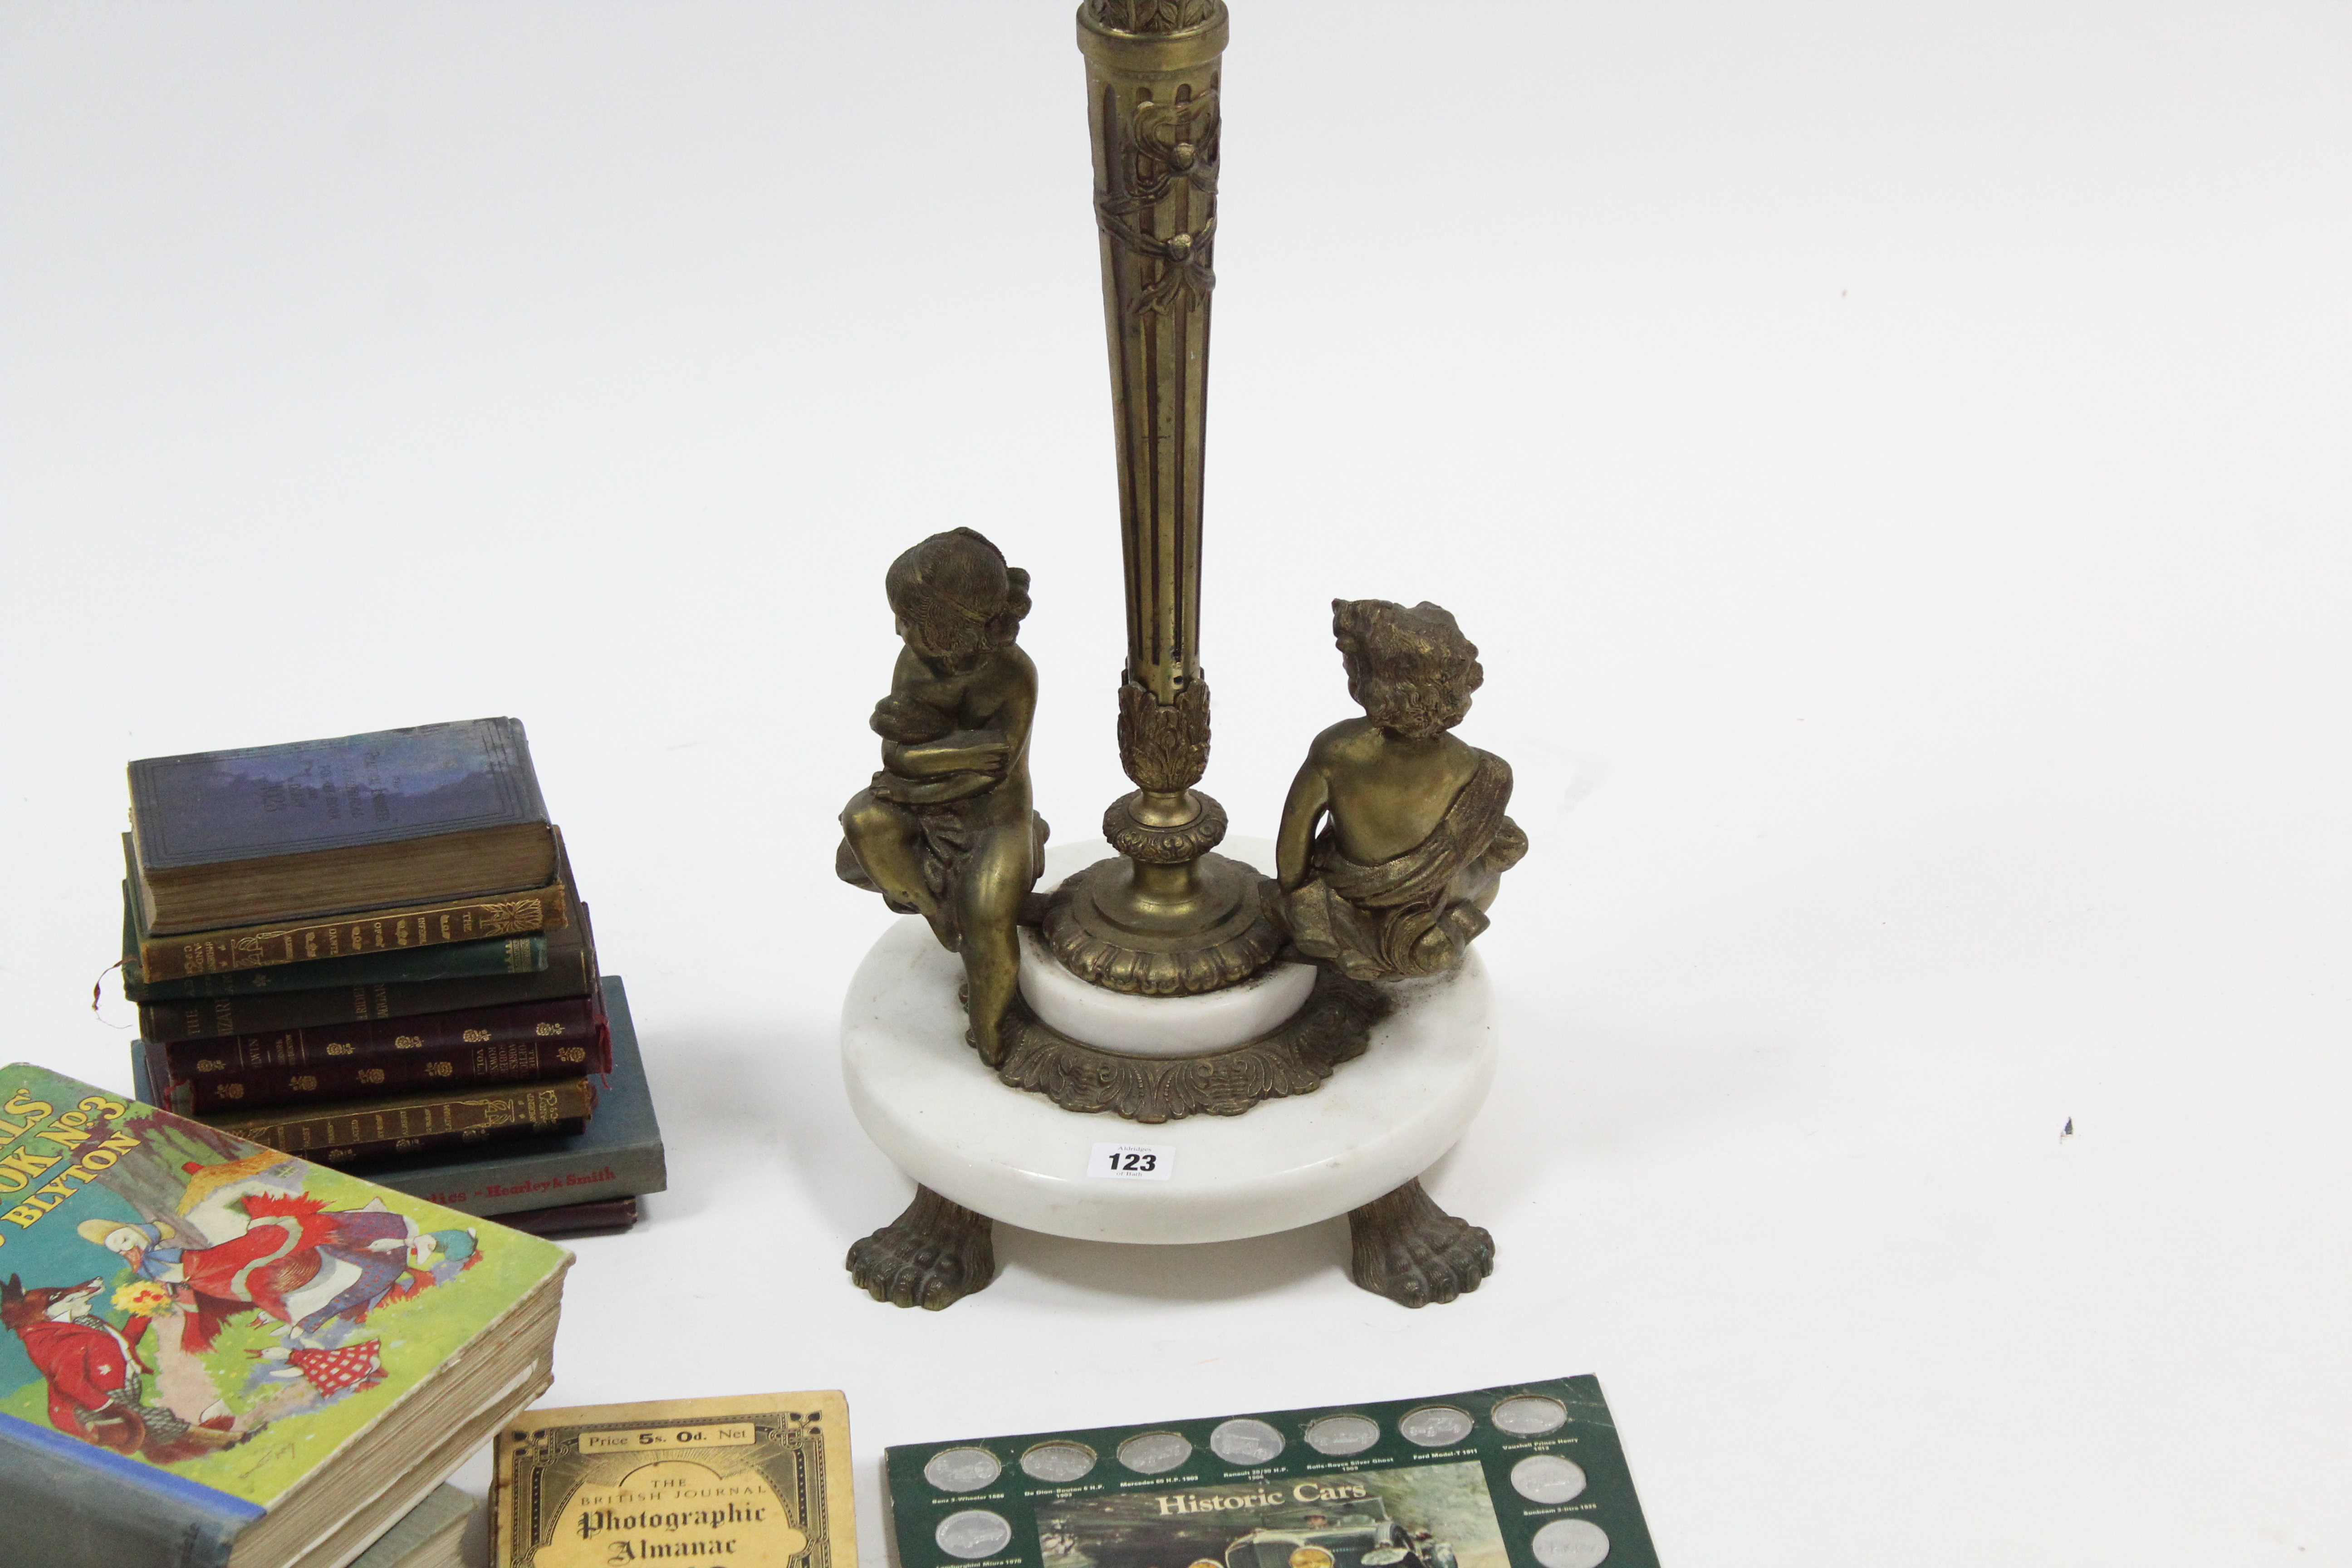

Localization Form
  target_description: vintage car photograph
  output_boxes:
[1221,1500,1462,1568]
[1043,1463,1505,1568]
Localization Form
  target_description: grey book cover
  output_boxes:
[353,1482,473,1568]
[0,1414,258,1568]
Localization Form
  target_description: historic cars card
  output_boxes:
[884,1377,1656,1568]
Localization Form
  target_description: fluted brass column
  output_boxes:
[1041,0,1281,996]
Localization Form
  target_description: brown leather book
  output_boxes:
[140,900,601,1043]
[202,1077,598,1167]
[495,1196,641,1239]
[125,832,570,982]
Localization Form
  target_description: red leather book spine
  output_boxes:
[159,993,610,1115]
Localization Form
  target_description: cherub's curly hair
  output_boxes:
[886,528,1031,652]
[1333,598,1482,739]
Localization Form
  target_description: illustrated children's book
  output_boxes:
[490,1390,856,1568]
[0,1061,572,1568]
[884,1377,1656,1568]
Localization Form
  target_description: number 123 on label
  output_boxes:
[1087,1142,1176,1181]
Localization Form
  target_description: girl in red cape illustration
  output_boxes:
[95,1161,480,1351]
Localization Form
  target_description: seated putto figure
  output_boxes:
[838,528,1046,1066]
[1274,598,1527,982]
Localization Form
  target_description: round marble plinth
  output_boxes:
[841,843,1496,1245]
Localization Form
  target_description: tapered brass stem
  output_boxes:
[1083,3,1224,708]
[1044,0,1280,996]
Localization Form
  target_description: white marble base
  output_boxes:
[840,840,1496,1245]
[1017,926,1316,1055]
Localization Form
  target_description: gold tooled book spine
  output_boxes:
[204,1076,596,1163]
[135,882,571,983]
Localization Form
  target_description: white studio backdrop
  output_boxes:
[3,3,2348,1563]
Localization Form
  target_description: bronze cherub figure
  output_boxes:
[837,528,1047,1067]
[1275,598,1527,982]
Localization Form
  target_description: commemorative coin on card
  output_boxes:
[883,1377,1656,1568]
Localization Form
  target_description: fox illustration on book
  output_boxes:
[3,1099,482,1469]
[0,1274,244,1463]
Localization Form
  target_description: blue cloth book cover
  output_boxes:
[129,717,548,871]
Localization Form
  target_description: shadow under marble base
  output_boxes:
[843,1177,1493,1310]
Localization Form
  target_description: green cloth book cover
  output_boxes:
[0,1059,568,1517]
[884,1377,1657,1568]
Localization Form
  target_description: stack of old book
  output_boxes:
[120,717,665,1237]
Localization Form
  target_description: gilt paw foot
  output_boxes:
[846,1186,996,1309]
[1346,1177,1494,1307]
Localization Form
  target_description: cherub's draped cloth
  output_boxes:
[837,784,1049,949]
[1282,752,1529,981]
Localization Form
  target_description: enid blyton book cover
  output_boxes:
[0,1061,568,1552]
